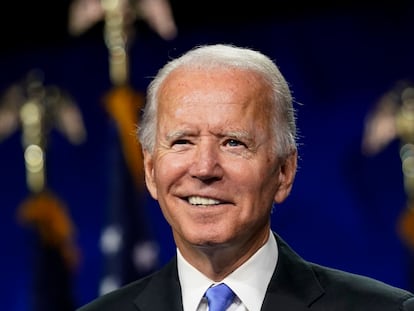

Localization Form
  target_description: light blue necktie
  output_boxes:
[204,283,235,311]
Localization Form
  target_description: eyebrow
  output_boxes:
[165,130,193,141]
[164,129,254,145]
[224,130,251,141]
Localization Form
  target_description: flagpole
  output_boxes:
[396,86,414,283]
[0,69,85,310]
[67,0,177,294]
[362,80,414,291]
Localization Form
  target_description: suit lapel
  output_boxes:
[261,233,325,311]
[133,257,183,311]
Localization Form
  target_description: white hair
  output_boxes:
[138,44,297,158]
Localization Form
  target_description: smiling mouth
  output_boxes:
[187,196,222,206]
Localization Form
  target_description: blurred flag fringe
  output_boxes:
[398,201,414,250]
[103,85,145,188]
[17,189,80,311]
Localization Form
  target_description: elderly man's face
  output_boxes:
[143,67,296,254]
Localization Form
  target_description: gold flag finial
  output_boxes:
[362,80,414,249]
[101,0,130,86]
[0,70,87,192]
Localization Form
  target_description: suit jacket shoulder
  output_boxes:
[266,232,414,311]
[76,257,183,311]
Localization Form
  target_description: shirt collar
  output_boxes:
[178,230,278,311]
[177,248,214,311]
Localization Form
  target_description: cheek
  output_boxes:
[234,157,277,184]
[235,161,279,200]
[154,154,188,188]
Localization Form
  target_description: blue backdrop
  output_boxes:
[1,4,413,310]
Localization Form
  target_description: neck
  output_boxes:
[176,229,270,281]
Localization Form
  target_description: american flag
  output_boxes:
[98,86,160,295]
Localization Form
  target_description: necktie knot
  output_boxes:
[204,283,235,311]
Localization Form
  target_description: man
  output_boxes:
[77,44,414,310]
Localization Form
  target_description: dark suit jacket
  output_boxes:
[77,232,414,310]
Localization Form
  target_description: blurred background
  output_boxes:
[1,1,414,310]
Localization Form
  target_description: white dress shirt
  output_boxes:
[177,230,278,311]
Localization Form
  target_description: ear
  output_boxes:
[143,149,158,200]
[274,150,297,204]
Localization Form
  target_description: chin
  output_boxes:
[190,232,233,248]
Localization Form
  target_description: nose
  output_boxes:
[189,140,223,182]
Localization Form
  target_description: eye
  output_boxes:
[225,139,246,148]
[172,139,191,146]
[171,139,194,150]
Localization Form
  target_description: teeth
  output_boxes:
[188,196,221,205]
